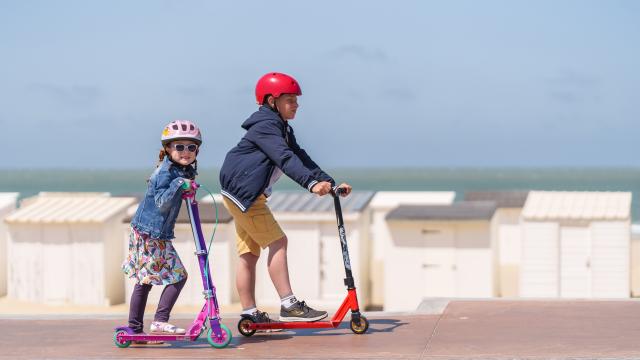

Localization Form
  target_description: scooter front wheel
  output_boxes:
[237,317,256,337]
[350,315,369,334]
[207,323,232,348]
[113,330,131,348]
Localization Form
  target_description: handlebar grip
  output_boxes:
[181,180,200,191]
[332,186,346,196]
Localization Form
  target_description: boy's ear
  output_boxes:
[266,95,276,107]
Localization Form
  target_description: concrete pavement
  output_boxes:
[2,300,640,359]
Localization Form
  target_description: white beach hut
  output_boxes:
[122,195,237,307]
[631,224,640,297]
[464,191,529,297]
[520,191,632,298]
[0,193,19,297]
[4,193,135,306]
[252,191,375,310]
[384,201,497,311]
[368,192,455,308]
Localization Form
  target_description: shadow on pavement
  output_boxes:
[123,333,293,350]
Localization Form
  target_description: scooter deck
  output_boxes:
[117,333,200,342]
[252,320,341,330]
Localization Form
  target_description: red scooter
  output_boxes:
[237,187,369,336]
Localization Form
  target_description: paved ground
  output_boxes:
[2,300,640,359]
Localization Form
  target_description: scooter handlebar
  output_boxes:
[181,180,200,191]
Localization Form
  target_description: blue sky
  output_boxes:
[1,0,638,168]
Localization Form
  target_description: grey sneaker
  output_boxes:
[242,310,283,332]
[279,300,328,322]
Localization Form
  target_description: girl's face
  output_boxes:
[273,94,299,120]
[166,140,198,166]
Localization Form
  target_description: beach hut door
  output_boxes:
[423,227,456,297]
[560,226,592,298]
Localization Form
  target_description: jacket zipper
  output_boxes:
[259,123,288,195]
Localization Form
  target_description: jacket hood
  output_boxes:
[241,106,283,130]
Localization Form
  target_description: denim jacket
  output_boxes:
[130,157,197,240]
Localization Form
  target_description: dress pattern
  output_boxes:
[122,227,187,285]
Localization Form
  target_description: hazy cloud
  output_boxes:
[328,45,389,63]
[380,87,417,102]
[548,70,600,89]
[548,91,579,104]
[175,85,214,98]
[27,83,103,107]
[546,70,601,104]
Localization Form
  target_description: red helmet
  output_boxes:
[255,72,302,105]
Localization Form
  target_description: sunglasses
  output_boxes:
[171,143,198,152]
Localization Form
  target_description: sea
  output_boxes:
[1,167,639,222]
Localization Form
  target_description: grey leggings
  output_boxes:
[128,277,187,333]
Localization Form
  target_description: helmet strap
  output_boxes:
[167,156,196,174]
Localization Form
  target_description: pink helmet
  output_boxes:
[161,120,202,145]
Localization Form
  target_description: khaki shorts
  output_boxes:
[223,194,286,256]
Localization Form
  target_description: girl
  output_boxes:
[122,120,202,337]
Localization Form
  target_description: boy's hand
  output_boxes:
[312,181,332,196]
[337,183,352,197]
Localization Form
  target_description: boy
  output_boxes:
[219,72,352,324]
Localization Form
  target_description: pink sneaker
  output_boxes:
[150,321,186,334]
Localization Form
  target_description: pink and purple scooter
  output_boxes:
[113,182,232,349]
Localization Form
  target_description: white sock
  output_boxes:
[242,307,257,316]
[281,294,298,309]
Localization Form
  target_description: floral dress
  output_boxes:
[122,227,187,286]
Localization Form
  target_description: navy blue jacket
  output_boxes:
[219,106,335,212]
[131,157,197,239]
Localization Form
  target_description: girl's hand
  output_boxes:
[312,181,332,196]
[181,179,193,191]
[337,183,352,197]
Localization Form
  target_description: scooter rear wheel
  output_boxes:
[350,315,369,334]
[113,330,131,348]
[237,318,256,337]
[207,323,232,348]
